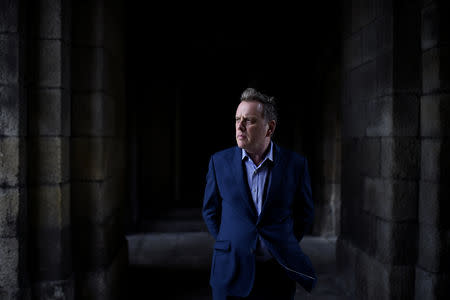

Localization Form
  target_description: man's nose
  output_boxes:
[236,119,245,131]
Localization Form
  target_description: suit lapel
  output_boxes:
[230,147,258,220]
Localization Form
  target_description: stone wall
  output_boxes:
[0,0,128,299]
[70,1,128,299]
[337,0,422,298]
[0,0,29,298]
[416,0,450,298]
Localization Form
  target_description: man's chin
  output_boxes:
[236,141,246,149]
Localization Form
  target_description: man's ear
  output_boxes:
[267,120,276,137]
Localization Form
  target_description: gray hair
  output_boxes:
[240,88,278,123]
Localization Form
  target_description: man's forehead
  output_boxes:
[236,101,264,115]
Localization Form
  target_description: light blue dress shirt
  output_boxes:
[242,141,273,260]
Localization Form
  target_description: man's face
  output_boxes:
[235,101,270,153]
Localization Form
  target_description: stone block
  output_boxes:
[366,94,419,137]
[31,225,72,280]
[38,0,63,39]
[72,47,104,92]
[360,137,381,177]
[393,1,422,94]
[351,0,376,32]
[421,94,450,137]
[314,183,341,236]
[103,51,124,98]
[419,181,449,228]
[422,46,450,93]
[71,179,119,224]
[0,237,19,289]
[363,177,417,221]
[391,94,420,136]
[0,187,21,237]
[376,13,393,54]
[336,238,357,294]
[342,102,367,138]
[355,250,415,299]
[71,137,109,180]
[421,2,450,51]
[343,32,362,71]
[33,277,74,300]
[354,212,377,256]
[341,0,352,38]
[415,267,450,300]
[355,250,386,299]
[421,139,450,181]
[381,137,420,179]
[37,40,65,88]
[72,92,115,137]
[376,51,394,96]
[0,85,22,136]
[374,0,393,18]
[362,19,377,63]
[72,0,104,46]
[366,96,393,136]
[29,89,70,136]
[375,218,417,265]
[421,2,439,51]
[0,137,22,186]
[0,0,18,33]
[0,33,18,84]
[72,215,124,270]
[417,224,450,273]
[355,60,377,101]
[29,184,70,229]
[28,137,70,184]
[77,242,128,300]
[321,154,341,184]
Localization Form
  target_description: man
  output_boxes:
[202,88,317,300]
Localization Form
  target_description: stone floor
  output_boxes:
[126,232,349,299]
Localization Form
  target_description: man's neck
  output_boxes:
[247,140,271,166]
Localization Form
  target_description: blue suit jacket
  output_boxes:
[202,143,317,297]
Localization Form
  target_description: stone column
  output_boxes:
[416,1,450,298]
[338,0,421,298]
[0,0,29,298]
[28,0,74,298]
[71,0,128,298]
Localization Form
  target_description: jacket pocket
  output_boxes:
[214,240,231,252]
[211,240,235,286]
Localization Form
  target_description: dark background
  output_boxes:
[124,4,341,224]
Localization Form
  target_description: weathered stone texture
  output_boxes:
[28,137,70,184]
[29,89,71,136]
[421,94,450,138]
[0,137,21,186]
[71,93,114,137]
[0,85,20,136]
[0,33,18,84]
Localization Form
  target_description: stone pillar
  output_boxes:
[338,0,421,298]
[416,1,450,298]
[313,63,342,237]
[71,0,128,299]
[28,0,74,298]
[0,0,29,298]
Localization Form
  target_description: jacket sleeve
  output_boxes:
[202,156,221,239]
[293,157,314,241]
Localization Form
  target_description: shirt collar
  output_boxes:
[241,141,274,164]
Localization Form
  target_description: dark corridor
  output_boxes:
[124,3,342,232]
